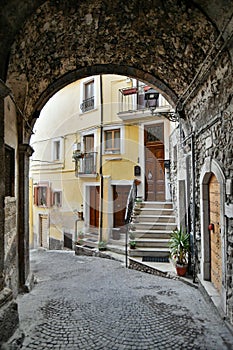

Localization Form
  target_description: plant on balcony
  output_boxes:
[169,227,190,276]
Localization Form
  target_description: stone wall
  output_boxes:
[177,52,233,321]
[4,197,18,297]
[6,0,220,120]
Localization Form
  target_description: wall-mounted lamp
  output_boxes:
[144,88,179,122]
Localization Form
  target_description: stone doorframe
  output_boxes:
[200,157,226,311]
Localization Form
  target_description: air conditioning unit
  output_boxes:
[72,143,81,152]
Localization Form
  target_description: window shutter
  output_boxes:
[47,187,52,207]
[34,187,38,205]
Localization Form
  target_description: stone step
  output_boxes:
[141,201,173,209]
[106,243,126,255]
[82,237,98,249]
[129,247,170,257]
[132,215,176,223]
[135,238,169,248]
[137,208,174,216]
[130,230,172,239]
[133,222,176,231]
[109,238,125,247]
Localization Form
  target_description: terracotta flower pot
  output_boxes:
[176,264,187,276]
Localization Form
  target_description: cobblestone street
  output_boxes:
[12,250,233,349]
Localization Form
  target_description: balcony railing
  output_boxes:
[80,97,94,113]
[74,152,97,176]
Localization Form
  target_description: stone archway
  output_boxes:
[6,0,223,125]
[200,157,226,310]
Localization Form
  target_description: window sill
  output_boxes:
[79,107,98,115]
[78,173,98,178]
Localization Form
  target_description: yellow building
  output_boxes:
[29,74,175,250]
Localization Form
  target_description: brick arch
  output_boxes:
[7,0,220,121]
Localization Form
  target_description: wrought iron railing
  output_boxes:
[80,97,94,113]
[124,180,137,224]
[124,180,138,268]
[74,152,97,175]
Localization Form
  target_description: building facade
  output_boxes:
[30,74,175,250]
[0,0,232,343]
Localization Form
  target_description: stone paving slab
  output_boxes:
[7,250,233,350]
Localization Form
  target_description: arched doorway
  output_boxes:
[208,174,222,293]
[200,158,226,312]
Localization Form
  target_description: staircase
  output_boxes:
[129,201,176,262]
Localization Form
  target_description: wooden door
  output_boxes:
[39,214,48,248]
[84,135,94,152]
[145,124,165,201]
[209,174,222,293]
[113,185,131,228]
[90,186,100,228]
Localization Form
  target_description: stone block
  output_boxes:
[0,289,19,345]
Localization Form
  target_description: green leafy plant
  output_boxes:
[129,240,136,249]
[129,231,136,240]
[169,227,190,265]
[75,231,84,245]
[98,240,107,251]
[129,232,136,249]
[78,231,84,239]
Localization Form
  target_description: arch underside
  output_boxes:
[5,0,228,124]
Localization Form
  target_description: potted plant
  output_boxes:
[169,227,190,276]
[129,232,136,249]
[98,240,107,251]
[76,231,84,245]
[129,240,136,249]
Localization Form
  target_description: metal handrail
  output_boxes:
[124,180,137,224]
[124,180,137,268]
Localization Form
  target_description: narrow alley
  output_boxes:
[7,250,233,350]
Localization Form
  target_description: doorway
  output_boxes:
[89,186,100,228]
[113,185,131,229]
[144,123,165,201]
[209,174,222,293]
[39,214,49,248]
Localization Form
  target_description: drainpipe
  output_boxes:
[181,131,197,283]
[191,133,197,283]
[99,74,103,243]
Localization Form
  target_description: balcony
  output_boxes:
[80,97,94,113]
[73,152,97,177]
[117,86,173,122]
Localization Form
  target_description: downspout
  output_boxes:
[181,130,197,283]
[99,74,103,243]
[191,133,197,283]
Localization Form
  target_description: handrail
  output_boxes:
[124,180,137,268]
[124,180,137,224]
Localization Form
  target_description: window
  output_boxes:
[5,145,15,197]
[80,80,94,112]
[85,80,94,100]
[52,139,62,161]
[104,129,120,153]
[53,140,60,160]
[53,191,62,207]
[34,183,51,207]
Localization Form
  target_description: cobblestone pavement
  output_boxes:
[12,250,233,349]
